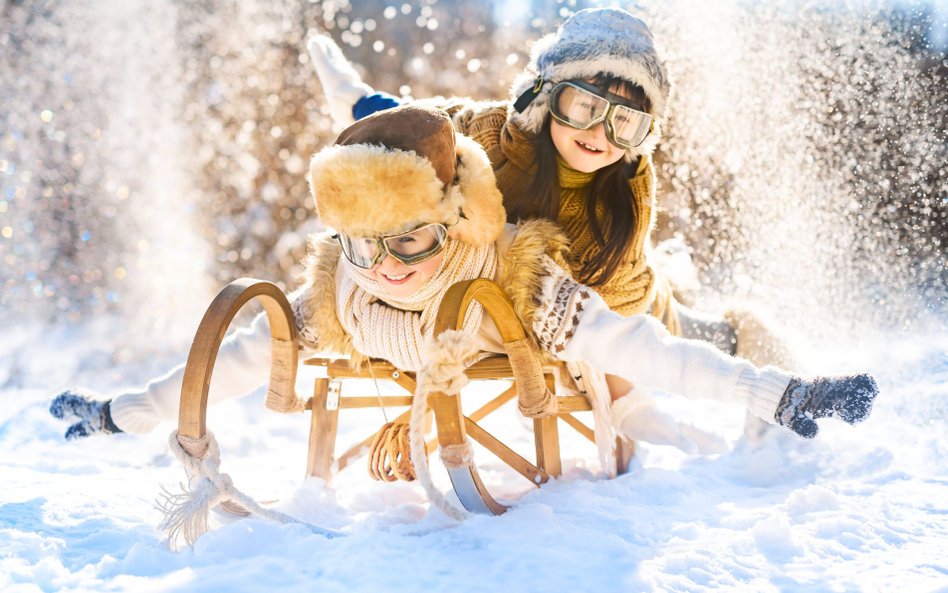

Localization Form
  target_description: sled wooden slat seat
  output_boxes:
[304,355,561,381]
[177,277,628,521]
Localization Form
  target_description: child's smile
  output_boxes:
[551,119,625,172]
[380,270,414,283]
[372,251,444,298]
[575,138,605,154]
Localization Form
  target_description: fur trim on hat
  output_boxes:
[449,134,507,245]
[309,130,506,245]
[509,8,670,156]
[310,144,445,238]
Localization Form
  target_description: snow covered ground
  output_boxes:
[1,317,946,593]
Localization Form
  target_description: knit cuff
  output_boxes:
[108,391,162,434]
[737,366,793,424]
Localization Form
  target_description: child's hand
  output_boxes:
[50,389,123,440]
[775,374,878,438]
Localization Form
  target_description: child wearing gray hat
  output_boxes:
[307,7,799,441]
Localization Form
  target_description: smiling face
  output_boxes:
[371,250,445,299]
[549,117,627,173]
[548,79,647,173]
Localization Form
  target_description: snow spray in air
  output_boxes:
[643,0,946,341]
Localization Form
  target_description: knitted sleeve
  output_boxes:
[530,257,791,422]
[108,313,275,433]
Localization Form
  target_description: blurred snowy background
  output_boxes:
[1,0,945,350]
[1,1,946,592]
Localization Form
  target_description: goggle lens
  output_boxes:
[551,84,610,128]
[338,234,381,269]
[383,224,447,259]
[608,104,652,148]
[550,82,653,149]
[338,223,449,269]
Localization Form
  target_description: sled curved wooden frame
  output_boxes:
[177,278,633,517]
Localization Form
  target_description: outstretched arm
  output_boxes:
[306,34,508,140]
[52,311,276,437]
[307,35,398,128]
[539,275,791,420]
[532,259,877,438]
[50,282,329,439]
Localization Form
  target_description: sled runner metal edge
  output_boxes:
[173,277,633,525]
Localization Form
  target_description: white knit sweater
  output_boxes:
[109,270,790,434]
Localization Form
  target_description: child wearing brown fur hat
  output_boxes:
[52,105,877,454]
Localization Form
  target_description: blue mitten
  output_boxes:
[50,389,123,440]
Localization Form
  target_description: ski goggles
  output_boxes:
[336,222,450,269]
[549,80,654,149]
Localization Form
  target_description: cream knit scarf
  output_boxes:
[337,239,498,371]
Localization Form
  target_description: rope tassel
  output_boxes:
[158,430,344,548]
[156,473,231,548]
[157,432,229,548]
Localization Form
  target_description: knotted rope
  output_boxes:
[566,361,618,478]
[407,330,482,521]
[158,431,344,548]
[504,337,558,418]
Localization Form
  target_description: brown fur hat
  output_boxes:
[308,104,507,245]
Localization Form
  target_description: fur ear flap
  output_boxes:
[449,134,507,245]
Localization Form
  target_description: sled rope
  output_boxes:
[158,430,343,548]
[504,337,558,417]
[368,421,417,482]
[567,361,618,478]
[407,330,480,521]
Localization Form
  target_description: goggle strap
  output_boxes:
[513,76,544,113]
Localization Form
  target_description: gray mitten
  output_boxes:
[50,389,123,440]
[774,374,878,438]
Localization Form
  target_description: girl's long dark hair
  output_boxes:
[505,75,651,286]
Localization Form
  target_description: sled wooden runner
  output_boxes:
[177,278,303,448]
[176,277,632,522]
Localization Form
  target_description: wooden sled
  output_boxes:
[176,278,633,517]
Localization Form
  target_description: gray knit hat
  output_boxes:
[510,8,670,147]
